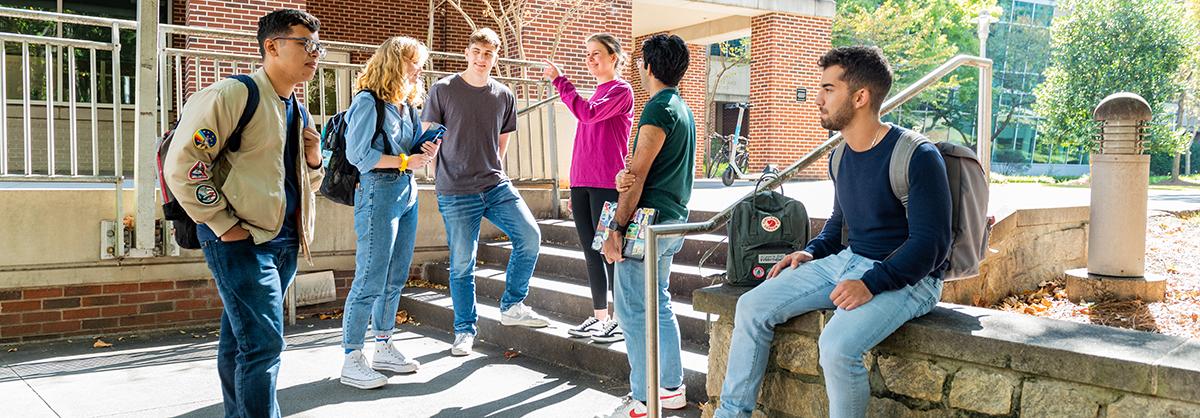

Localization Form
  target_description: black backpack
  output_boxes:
[156,75,259,250]
[725,175,811,287]
[320,90,419,206]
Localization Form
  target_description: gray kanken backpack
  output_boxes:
[831,129,991,280]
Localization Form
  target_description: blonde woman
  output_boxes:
[339,36,439,390]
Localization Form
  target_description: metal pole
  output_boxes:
[69,46,77,176]
[0,40,6,175]
[45,44,55,176]
[112,22,125,258]
[130,0,160,257]
[977,11,994,178]
[643,227,661,417]
[544,82,560,219]
[90,48,98,176]
[22,42,31,176]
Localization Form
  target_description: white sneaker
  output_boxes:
[659,384,687,410]
[340,350,387,389]
[450,333,474,356]
[372,341,420,373]
[594,396,647,418]
[590,319,624,344]
[568,316,602,338]
[500,302,550,328]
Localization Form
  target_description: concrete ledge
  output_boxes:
[695,285,1200,405]
[1064,268,1166,302]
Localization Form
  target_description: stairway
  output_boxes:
[400,209,728,404]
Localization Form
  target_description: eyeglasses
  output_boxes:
[273,37,327,58]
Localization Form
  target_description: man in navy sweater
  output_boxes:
[713,46,952,418]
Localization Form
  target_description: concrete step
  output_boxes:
[535,219,729,268]
[399,286,710,404]
[425,263,713,347]
[478,241,726,301]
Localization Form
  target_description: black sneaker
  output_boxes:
[568,316,601,338]
[590,319,624,343]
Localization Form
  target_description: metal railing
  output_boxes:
[0,6,136,257]
[638,54,994,416]
[157,24,560,193]
[0,5,564,258]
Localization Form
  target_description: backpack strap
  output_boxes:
[226,75,260,153]
[408,101,421,152]
[888,129,931,210]
[830,142,845,182]
[359,89,394,156]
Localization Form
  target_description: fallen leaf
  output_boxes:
[504,350,520,359]
[93,339,113,348]
[1192,313,1198,322]
[396,310,410,325]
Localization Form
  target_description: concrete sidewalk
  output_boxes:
[688,179,1200,217]
[0,321,702,418]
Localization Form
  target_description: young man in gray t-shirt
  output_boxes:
[422,28,549,357]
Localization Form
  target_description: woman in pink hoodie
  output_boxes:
[543,33,634,343]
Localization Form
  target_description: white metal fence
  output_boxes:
[0,6,561,257]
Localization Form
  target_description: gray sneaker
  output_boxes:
[500,302,550,328]
[450,333,474,356]
[372,341,420,373]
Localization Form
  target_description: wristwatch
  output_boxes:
[607,219,628,233]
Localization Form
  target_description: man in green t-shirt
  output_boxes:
[596,33,695,417]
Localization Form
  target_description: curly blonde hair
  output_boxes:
[355,36,429,105]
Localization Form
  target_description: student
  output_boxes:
[542,33,634,344]
[423,28,549,357]
[163,9,325,418]
[595,33,695,417]
[713,46,952,418]
[338,36,440,390]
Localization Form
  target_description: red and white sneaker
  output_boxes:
[659,384,687,410]
[595,396,647,418]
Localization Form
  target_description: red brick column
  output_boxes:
[183,0,307,98]
[747,13,832,180]
[625,34,707,177]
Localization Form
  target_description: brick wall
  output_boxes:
[181,0,306,98]
[625,33,706,176]
[747,13,832,180]
[0,269,420,344]
[520,0,633,91]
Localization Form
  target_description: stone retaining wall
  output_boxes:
[695,286,1200,418]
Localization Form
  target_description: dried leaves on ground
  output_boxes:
[406,279,448,290]
[993,211,1200,339]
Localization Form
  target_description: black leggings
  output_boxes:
[570,187,619,310]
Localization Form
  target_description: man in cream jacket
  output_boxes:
[163,9,324,418]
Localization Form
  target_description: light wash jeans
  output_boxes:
[715,248,943,418]
[342,171,419,349]
[437,180,541,335]
[613,221,686,403]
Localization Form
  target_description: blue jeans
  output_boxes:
[714,248,943,418]
[613,225,686,403]
[200,238,299,418]
[437,181,541,335]
[342,171,419,349]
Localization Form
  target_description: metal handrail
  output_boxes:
[638,54,993,416]
[0,6,137,29]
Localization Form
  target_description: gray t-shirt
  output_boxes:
[422,74,518,195]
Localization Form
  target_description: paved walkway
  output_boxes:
[687,179,1200,218]
[0,321,701,418]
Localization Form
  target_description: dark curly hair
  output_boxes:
[818,46,893,111]
[641,34,689,87]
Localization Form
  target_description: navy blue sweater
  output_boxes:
[803,125,953,295]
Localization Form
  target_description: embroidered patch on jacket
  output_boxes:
[193,128,218,150]
[752,266,766,279]
[188,161,210,181]
[195,185,220,205]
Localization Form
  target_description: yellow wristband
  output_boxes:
[399,154,409,171]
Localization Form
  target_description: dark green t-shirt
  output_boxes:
[634,88,695,223]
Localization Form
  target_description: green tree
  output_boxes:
[1032,0,1192,157]
[833,0,997,145]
